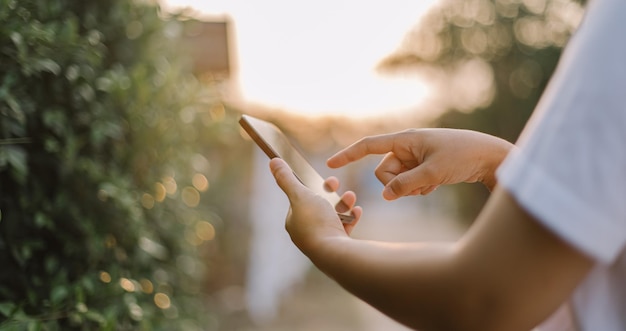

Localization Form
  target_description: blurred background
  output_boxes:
[0,0,584,329]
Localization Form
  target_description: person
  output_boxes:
[268,0,626,329]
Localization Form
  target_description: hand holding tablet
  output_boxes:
[239,115,355,223]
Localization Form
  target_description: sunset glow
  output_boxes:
[161,0,437,118]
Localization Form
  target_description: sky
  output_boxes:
[160,0,438,118]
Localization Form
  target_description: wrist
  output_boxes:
[300,234,350,271]
[287,219,346,253]
[480,139,515,191]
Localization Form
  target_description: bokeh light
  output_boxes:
[140,278,154,294]
[154,182,167,202]
[162,176,177,195]
[195,221,215,241]
[154,292,172,309]
[141,193,155,209]
[181,186,200,207]
[99,271,112,283]
[120,278,136,292]
[192,173,209,192]
[128,302,144,321]
[104,235,116,248]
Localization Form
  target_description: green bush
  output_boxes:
[0,1,246,329]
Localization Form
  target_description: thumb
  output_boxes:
[383,165,436,200]
[269,158,307,201]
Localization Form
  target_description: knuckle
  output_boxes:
[400,128,419,135]
[374,166,387,183]
[359,137,375,154]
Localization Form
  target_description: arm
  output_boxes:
[270,128,593,331]
[271,158,592,330]
[316,187,591,331]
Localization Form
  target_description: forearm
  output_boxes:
[307,238,464,330]
[302,188,590,331]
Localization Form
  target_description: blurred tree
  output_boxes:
[0,0,247,330]
[379,0,585,220]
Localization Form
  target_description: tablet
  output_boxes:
[239,115,355,223]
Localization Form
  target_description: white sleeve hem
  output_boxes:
[497,149,626,264]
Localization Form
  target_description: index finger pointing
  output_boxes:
[326,133,399,168]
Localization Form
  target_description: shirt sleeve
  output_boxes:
[496,0,626,264]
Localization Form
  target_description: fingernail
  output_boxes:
[382,186,396,200]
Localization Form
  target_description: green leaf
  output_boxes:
[27,320,41,331]
[69,312,83,325]
[51,286,69,305]
[78,83,95,101]
[10,308,30,322]
[75,302,88,313]
[32,59,61,75]
[44,256,58,273]
[84,311,106,324]
[42,110,66,135]
[44,138,60,153]
[4,94,23,118]
[80,276,95,294]
[0,302,16,317]
[3,146,27,176]
[35,212,52,229]
[10,31,23,48]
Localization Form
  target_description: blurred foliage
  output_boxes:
[380,0,585,220]
[0,0,247,330]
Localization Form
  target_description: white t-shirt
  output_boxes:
[496,0,626,329]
